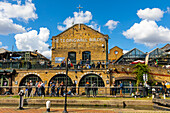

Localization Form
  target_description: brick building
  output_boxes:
[51,24,109,66]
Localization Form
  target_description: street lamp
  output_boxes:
[63,57,68,113]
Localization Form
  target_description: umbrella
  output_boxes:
[131,60,145,64]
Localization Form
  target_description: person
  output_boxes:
[111,81,117,97]
[27,82,32,97]
[96,61,101,69]
[129,81,133,96]
[61,61,66,67]
[68,58,71,69]
[72,80,76,95]
[60,81,64,96]
[56,80,60,97]
[144,81,149,97]
[38,81,41,96]
[34,81,39,96]
[41,81,45,97]
[138,82,144,97]
[162,81,166,98]
[50,83,56,97]
[101,61,105,69]
[92,82,98,97]
[85,82,90,97]
[85,59,90,69]
[24,82,28,97]
[155,82,159,93]
[91,61,95,69]
[119,81,123,97]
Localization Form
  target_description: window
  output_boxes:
[19,74,42,86]
[0,75,9,86]
[82,51,91,64]
[49,74,73,86]
[68,52,76,65]
[79,74,105,87]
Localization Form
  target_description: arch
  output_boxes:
[48,74,73,86]
[78,74,105,87]
[19,74,42,86]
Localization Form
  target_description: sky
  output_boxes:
[0,0,170,58]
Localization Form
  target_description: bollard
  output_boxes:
[18,90,25,110]
[46,101,51,112]
[163,94,166,99]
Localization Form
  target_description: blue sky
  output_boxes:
[0,0,170,57]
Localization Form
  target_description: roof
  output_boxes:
[0,48,10,54]
[51,24,109,39]
[161,44,170,52]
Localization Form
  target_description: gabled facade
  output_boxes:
[51,24,109,66]
[115,48,146,64]
[108,46,123,62]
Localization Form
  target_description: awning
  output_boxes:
[115,76,136,81]
[0,69,16,74]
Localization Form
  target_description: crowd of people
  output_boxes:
[58,59,109,69]
[110,80,170,98]
[21,80,170,98]
[24,80,45,97]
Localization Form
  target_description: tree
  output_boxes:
[133,63,152,86]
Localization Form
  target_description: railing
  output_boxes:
[0,60,109,70]
[0,86,169,98]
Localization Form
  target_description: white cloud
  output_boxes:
[0,42,8,49]
[88,21,101,32]
[14,28,51,58]
[105,20,119,31]
[167,7,170,13]
[123,20,170,47]
[0,18,26,35]
[137,8,164,21]
[57,11,93,31]
[0,0,37,35]
[0,0,37,21]
[123,50,129,54]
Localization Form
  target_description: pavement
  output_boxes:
[0,107,169,113]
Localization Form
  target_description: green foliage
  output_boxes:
[133,63,152,86]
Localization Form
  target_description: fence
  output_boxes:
[0,86,169,98]
[0,60,109,70]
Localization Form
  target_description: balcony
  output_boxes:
[0,60,109,70]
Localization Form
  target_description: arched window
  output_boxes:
[49,74,73,86]
[68,52,76,64]
[19,74,42,86]
[79,74,105,87]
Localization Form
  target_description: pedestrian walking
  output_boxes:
[92,82,98,97]
[129,81,133,96]
[119,81,123,97]
[60,81,64,96]
[85,82,90,97]
[34,81,39,96]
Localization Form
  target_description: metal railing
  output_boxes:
[0,86,169,98]
[0,60,109,70]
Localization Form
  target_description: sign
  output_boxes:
[54,38,105,43]
[143,74,148,81]
[55,57,65,63]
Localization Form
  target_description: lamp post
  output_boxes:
[63,57,68,113]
